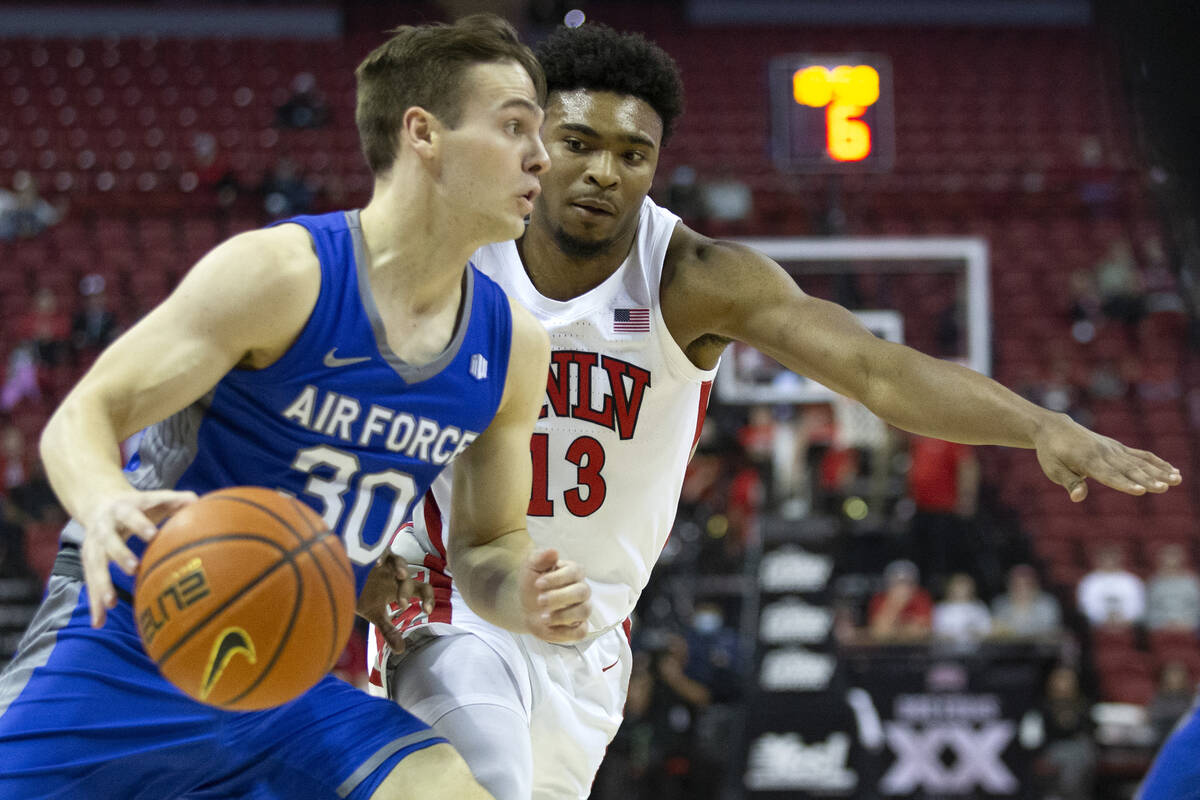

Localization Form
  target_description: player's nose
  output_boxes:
[526,135,550,175]
[584,152,618,189]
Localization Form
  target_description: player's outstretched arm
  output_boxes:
[40,224,320,626]
[665,226,1182,502]
[447,298,592,643]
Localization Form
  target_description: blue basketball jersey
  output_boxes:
[108,210,512,596]
[1,209,509,799]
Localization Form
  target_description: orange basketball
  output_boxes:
[134,486,356,711]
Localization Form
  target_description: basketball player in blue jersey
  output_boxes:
[0,15,592,800]
[372,23,1184,800]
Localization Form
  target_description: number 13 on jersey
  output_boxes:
[528,433,607,517]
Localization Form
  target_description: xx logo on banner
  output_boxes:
[880,721,1017,795]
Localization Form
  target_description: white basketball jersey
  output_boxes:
[406,197,719,633]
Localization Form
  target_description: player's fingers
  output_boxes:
[541,619,587,643]
[1110,458,1172,493]
[537,581,591,612]
[111,503,159,548]
[81,534,119,627]
[1039,454,1089,503]
[1125,447,1182,483]
[1084,453,1162,496]
[414,582,435,615]
[380,623,408,653]
[534,561,585,591]
[363,605,406,652]
[542,601,590,628]
[385,556,412,590]
[138,490,199,523]
[527,548,559,574]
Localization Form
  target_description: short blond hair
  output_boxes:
[355,14,545,175]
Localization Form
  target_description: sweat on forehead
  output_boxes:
[548,90,664,147]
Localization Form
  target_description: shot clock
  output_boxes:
[769,54,894,172]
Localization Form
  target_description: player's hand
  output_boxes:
[520,548,591,643]
[81,489,198,628]
[1034,413,1182,502]
[356,552,434,653]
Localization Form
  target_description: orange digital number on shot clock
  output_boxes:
[769,54,893,173]
[793,64,880,162]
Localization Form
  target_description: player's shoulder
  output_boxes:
[229,222,318,273]
[667,221,769,269]
[189,223,319,296]
[663,222,770,299]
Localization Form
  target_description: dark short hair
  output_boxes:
[355,14,546,175]
[534,23,684,143]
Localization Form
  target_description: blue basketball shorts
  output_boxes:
[0,573,445,799]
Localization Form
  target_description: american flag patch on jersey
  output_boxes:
[613,307,651,333]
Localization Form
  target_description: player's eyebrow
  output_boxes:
[500,97,544,121]
[558,122,656,150]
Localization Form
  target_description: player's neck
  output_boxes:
[517,218,635,301]
[359,174,476,311]
[359,187,468,366]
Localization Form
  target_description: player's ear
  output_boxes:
[400,106,439,161]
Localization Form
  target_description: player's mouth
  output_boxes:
[518,187,539,214]
[570,197,616,217]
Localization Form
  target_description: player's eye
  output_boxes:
[564,138,586,152]
[625,151,646,163]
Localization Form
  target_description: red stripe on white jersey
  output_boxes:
[690,380,713,454]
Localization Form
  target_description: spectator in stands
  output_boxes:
[1036,665,1095,800]
[0,171,64,240]
[644,633,713,800]
[7,456,64,527]
[666,165,704,223]
[1140,234,1187,317]
[1147,660,1195,745]
[684,601,742,692]
[1135,359,1182,406]
[1068,268,1102,343]
[991,564,1062,639]
[1032,352,1090,426]
[15,288,71,367]
[0,426,28,495]
[1146,544,1200,632]
[682,602,741,799]
[71,274,121,357]
[187,132,239,209]
[0,497,32,579]
[593,650,653,800]
[0,344,39,413]
[868,559,933,642]
[260,157,315,219]
[907,434,979,589]
[1094,238,1146,328]
[1077,544,1145,627]
[932,572,991,644]
[274,72,330,130]
[1087,357,1130,403]
[700,172,752,224]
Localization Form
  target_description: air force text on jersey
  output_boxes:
[282,385,480,466]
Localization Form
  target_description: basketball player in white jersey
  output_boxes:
[368,23,1182,800]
